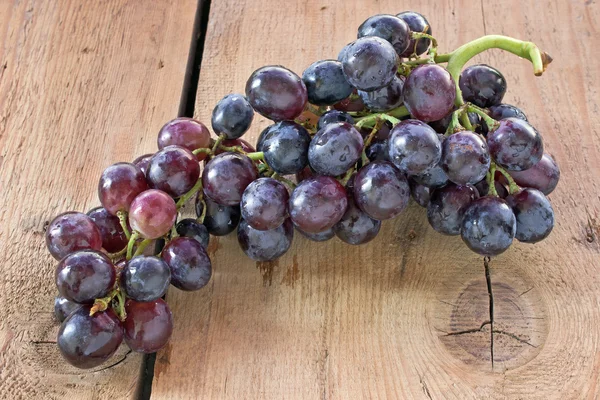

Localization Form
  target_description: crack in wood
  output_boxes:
[94,350,133,373]
[419,375,433,400]
[484,256,494,368]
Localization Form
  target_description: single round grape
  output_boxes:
[441,131,490,185]
[302,60,354,106]
[460,196,516,256]
[87,207,128,253]
[55,250,115,304]
[241,178,289,231]
[123,299,173,353]
[403,64,456,122]
[157,117,211,159]
[427,183,479,235]
[474,178,509,198]
[488,103,528,121]
[215,138,256,156]
[202,152,258,205]
[357,14,410,56]
[317,110,355,130]
[237,219,294,261]
[388,119,441,175]
[358,75,404,112]
[487,118,544,171]
[353,161,410,220]
[262,121,311,175]
[340,37,399,92]
[408,179,433,207]
[396,11,432,56]
[289,176,347,233]
[98,163,149,215]
[333,195,381,245]
[54,296,81,323]
[128,189,177,239]
[121,256,171,302]
[176,218,209,248]
[147,145,200,197]
[459,64,507,108]
[245,65,307,121]
[132,153,154,176]
[256,125,275,152]
[296,226,335,242]
[366,140,389,162]
[508,153,560,195]
[195,195,241,236]
[57,306,123,369]
[162,237,212,291]
[411,162,449,188]
[308,122,363,176]
[46,212,103,260]
[506,188,554,243]
[211,93,255,139]
[333,90,366,112]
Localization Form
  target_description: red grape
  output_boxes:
[46,212,103,260]
[132,153,154,176]
[98,162,149,215]
[403,64,456,122]
[87,207,128,253]
[202,152,258,206]
[128,189,177,239]
[123,299,173,353]
[157,117,211,160]
[121,256,171,302]
[508,153,560,195]
[162,237,212,291]
[241,178,289,231]
[147,145,200,197]
[55,250,116,304]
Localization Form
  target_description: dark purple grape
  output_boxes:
[460,196,516,256]
[147,145,200,197]
[474,178,509,198]
[340,37,399,92]
[123,299,173,353]
[241,178,289,231]
[358,75,404,112]
[162,237,212,291]
[202,152,258,206]
[245,66,307,121]
[333,195,381,245]
[487,118,543,171]
[357,14,410,56]
[57,306,123,369]
[98,163,149,215]
[488,103,528,121]
[129,189,177,239]
[308,122,363,176]
[132,154,154,176]
[55,250,115,304]
[388,119,441,175]
[302,60,354,106]
[256,125,275,152]
[441,131,490,185]
[296,226,335,242]
[408,178,433,207]
[403,64,456,122]
[353,161,410,220]
[506,188,554,243]
[317,110,355,130]
[427,183,479,235]
[289,176,347,233]
[508,153,560,195]
[211,94,255,139]
[157,117,211,159]
[396,11,432,56]
[176,218,209,248]
[87,207,128,253]
[237,219,294,261]
[196,195,241,236]
[459,64,507,108]
[46,212,103,260]
[366,140,389,162]
[121,256,171,302]
[54,296,81,323]
[262,121,311,175]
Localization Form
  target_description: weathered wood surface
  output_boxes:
[152,0,600,399]
[0,0,198,398]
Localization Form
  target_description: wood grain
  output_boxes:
[0,0,198,398]
[151,0,600,398]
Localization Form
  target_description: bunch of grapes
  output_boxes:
[48,11,558,369]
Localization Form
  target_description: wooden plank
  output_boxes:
[0,0,198,398]
[153,0,600,398]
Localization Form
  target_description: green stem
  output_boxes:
[126,231,140,260]
[445,110,464,136]
[387,105,411,120]
[107,247,126,261]
[494,163,521,194]
[133,239,153,257]
[113,289,127,321]
[466,104,499,132]
[486,163,498,197]
[446,35,551,106]
[271,173,297,189]
[177,178,202,209]
[193,147,213,156]
[211,134,226,153]
[117,211,131,240]
[247,151,265,161]
[402,53,451,66]
[218,144,246,154]
[340,167,355,186]
[355,112,402,130]
[89,289,118,316]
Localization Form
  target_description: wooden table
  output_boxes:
[1,0,599,398]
